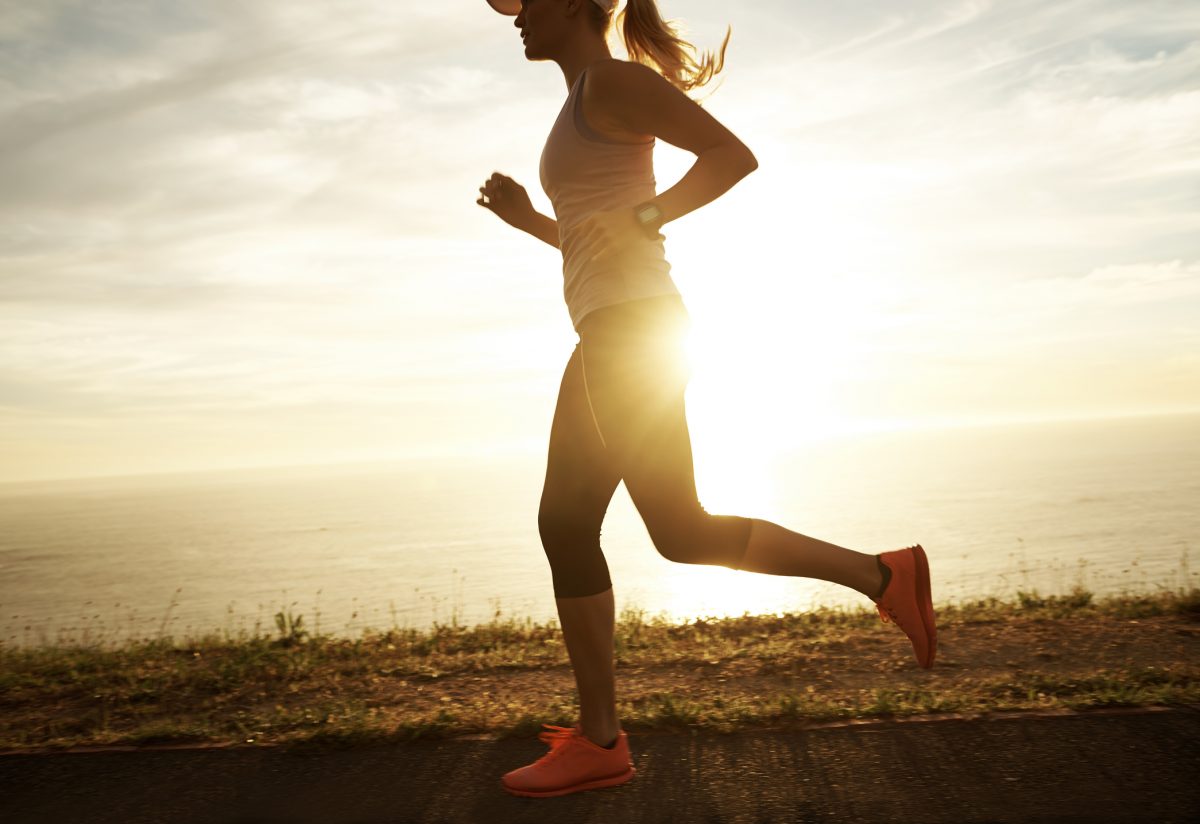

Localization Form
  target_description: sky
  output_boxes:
[1,0,1198,484]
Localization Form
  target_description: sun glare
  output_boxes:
[680,276,872,513]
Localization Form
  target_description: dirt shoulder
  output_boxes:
[393,611,1199,737]
[3,590,1198,752]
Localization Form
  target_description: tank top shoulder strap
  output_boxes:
[573,66,650,146]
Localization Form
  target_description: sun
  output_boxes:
[680,278,870,516]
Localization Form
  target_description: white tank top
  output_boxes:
[538,63,680,331]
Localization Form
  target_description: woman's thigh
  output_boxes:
[577,297,692,459]
[539,342,622,536]
[580,336,698,506]
[568,294,751,570]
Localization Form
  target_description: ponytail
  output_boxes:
[587,0,731,99]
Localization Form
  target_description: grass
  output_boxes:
[1,586,1198,752]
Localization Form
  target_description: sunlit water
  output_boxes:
[1,412,1197,647]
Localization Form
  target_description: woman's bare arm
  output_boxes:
[478,172,559,249]
[519,210,560,250]
[586,61,757,228]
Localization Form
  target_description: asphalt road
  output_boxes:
[2,708,1197,823]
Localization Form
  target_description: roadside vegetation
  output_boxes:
[2,587,1197,752]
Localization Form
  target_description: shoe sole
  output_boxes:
[912,544,937,668]
[502,766,635,798]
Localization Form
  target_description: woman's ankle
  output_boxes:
[873,555,892,600]
[580,719,620,748]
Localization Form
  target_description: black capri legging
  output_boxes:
[538,293,753,598]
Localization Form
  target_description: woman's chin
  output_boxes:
[522,41,548,60]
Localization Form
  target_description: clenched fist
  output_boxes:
[477,172,535,230]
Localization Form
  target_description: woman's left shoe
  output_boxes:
[501,724,635,798]
[873,544,937,668]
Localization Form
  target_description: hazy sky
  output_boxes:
[2,0,1198,483]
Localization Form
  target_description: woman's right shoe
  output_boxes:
[501,724,635,798]
[873,544,937,668]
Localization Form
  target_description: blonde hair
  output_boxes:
[587,0,730,99]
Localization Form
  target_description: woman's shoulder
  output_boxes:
[587,58,657,81]
[585,59,668,106]
[582,60,661,143]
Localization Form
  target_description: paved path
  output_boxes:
[2,708,1197,823]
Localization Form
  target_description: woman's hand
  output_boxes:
[477,172,535,230]
[575,206,662,264]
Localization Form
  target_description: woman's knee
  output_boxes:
[537,497,601,562]
[536,502,611,597]
[538,502,577,553]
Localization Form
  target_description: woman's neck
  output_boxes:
[558,48,617,92]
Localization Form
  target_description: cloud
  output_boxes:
[1024,259,1200,307]
[1,0,1198,480]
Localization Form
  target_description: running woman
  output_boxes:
[476,0,937,798]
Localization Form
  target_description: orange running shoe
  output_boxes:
[501,724,635,798]
[874,544,937,668]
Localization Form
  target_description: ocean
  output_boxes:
[1,412,1197,647]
